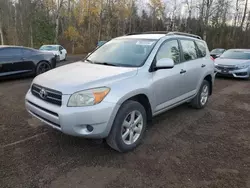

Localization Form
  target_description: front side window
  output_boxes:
[59,46,64,51]
[156,40,180,64]
[87,38,157,67]
[0,48,22,56]
[220,50,250,59]
[180,40,198,61]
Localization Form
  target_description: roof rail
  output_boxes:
[126,32,142,35]
[167,32,202,39]
[143,31,168,34]
[125,31,202,39]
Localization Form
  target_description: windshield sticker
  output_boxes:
[136,41,155,46]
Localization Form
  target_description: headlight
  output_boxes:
[68,87,110,107]
[237,63,249,69]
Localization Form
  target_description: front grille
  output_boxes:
[216,65,237,71]
[31,84,62,106]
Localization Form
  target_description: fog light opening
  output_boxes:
[86,125,94,132]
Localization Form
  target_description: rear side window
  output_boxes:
[195,40,207,58]
[22,48,34,55]
[180,40,197,61]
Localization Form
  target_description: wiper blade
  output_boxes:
[85,59,94,64]
[94,62,118,66]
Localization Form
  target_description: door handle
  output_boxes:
[201,64,206,68]
[180,69,186,74]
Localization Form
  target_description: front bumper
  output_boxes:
[215,67,250,78]
[25,90,120,138]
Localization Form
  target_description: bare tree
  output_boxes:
[240,0,249,29]
[55,0,64,43]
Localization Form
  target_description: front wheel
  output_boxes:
[106,100,147,152]
[190,80,210,109]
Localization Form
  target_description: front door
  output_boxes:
[0,48,24,77]
[152,39,185,112]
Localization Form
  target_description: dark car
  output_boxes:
[210,48,226,59]
[0,46,57,78]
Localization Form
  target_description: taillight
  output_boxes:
[210,56,215,62]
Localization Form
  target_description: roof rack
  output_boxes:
[125,31,202,40]
[167,32,202,39]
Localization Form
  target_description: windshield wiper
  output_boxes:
[85,59,94,64]
[94,62,118,66]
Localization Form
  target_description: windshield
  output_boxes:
[39,45,58,51]
[211,49,225,53]
[220,50,250,59]
[87,38,157,67]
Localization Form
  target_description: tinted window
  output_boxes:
[59,46,63,50]
[220,50,250,59]
[87,39,157,67]
[0,48,22,56]
[180,40,197,61]
[156,40,180,64]
[22,48,34,55]
[196,40,207,57]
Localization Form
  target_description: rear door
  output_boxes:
[179,39,203,95]
[0,48,24,76]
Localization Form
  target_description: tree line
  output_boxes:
[0,0,249,54]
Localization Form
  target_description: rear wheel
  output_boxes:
[106,100,147,152]
[190,80,210,109]
[36,61,51,75]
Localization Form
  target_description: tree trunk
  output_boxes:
[0,21,4,45]
[30,24,33,47]
[240,0,248,29]
[55,16,59,43]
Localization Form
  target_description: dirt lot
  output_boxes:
[1,57,250,188]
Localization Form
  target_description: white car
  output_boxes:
[39,45,67,61]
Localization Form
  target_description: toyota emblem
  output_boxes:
[39,88,47,99]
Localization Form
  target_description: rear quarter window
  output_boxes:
[195,40,207,58]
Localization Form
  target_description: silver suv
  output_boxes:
[25,32,215,152]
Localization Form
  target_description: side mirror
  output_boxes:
[155,58,174,70]
[59,50,62,54]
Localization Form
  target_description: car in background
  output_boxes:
[210,48,226,59]
[214,49,250,79]
[39,45,67,61]
[0,45,57,78]
[25,32,214,152]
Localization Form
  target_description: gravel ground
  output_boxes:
[0,58,250,188]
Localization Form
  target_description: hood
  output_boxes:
[215,58,250,66]
[33,62,138,94]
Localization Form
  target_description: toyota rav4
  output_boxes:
[25,32,215,152]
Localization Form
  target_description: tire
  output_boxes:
[64,54,67,61]
[36,61,51,76]
[106,100,147,152]
[190,80,210,109]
